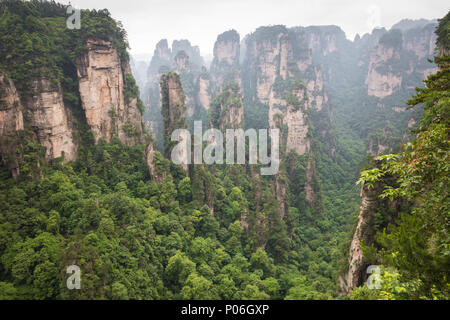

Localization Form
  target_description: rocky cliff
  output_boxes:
[1,36,145,179]
[339,183,379,295]
[144,39,207,145]
[242,25,332,216]
[210,30,242,96]
[0,73,25,178]
[0,71,78,178]
[159,73,189,173]
[77,39,144,145]
[210,83,244,130]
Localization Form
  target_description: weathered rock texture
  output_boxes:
[28,79,77,161]
[365,43,403,98]
[174,51,190,74]
[365,26,437,99]
[146,142,166,184]
[160,73,189,173]
[77,39,143,145]
[210,83,244,130]
[0,72,77,178]
[339,183,379,295]
[242,25,332,217]
[0,73,25,177]
[1,37,146,179]
[144,39,206,145]
[196,74,211,111]
[210,30,242,95]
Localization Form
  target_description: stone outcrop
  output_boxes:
[27,79,77,162]
[173,51,190,74]
[365,43,402,98]
[210,83,244,130]
[147,39,172,80]
[0,73,25,178]
[172,40,204,73]
[0,72,77,178]
[210,30,241,95]
[76,39,144,145]
[365,25,437,99]
[242,25,332,217]
[196,74,211,111]
[339,183,379,295]
[146,142,166,184]
[1,37,146,179]
[159,73,189,173]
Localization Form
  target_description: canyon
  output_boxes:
[0,1,442,299]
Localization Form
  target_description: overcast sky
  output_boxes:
[59,0,449,58]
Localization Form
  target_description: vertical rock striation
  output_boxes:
[76,39,144,145]
[210,30,242,95]
[159,73,189,173]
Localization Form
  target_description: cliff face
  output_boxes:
[339,183,379,295]
[196,74,211,111]
[403,23,437,60]
[144,39,207,145]
[27,79,77,161]
[173,51,190,74]
[210,83,244,130]
[0,73,24,178]
[244,26,331,155]
[365,26,437,99]
[242,25,334,218]
[210,30,241,95]
[147,39,172,79]
[1,36,145,179]
[365,43,403,98]
[159,73,189,173]
[77,39,144,145]
[0,72,77,178]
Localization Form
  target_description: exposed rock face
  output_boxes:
[147,39,172,79]
[365,25,437,99]
[28,79,77,162]
[172,40,204,73]
[211,83,244,130]
[173,51,190,74]
[244,26,330,154]
[146,142,166,184]
[145,38,206,145]
[304,26,345,57]
[242,25,331,217]
[245,28,292,103]
[403,23,437,59]
[160,73,189,173]
[365,44,402,98]
[0,72,77,178]
[196,74,211,111]
[77,39,143,145]
[210,30,241,94]
[339,183,379,295]
[0,73,24,177]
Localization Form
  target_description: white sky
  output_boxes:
[59,0,449,57]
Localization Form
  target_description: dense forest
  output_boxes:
[0,0,448,300]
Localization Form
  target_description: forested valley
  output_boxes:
[0,0,448,300]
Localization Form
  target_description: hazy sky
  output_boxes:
[59,0,449,58]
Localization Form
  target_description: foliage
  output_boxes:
[355,17,450,299]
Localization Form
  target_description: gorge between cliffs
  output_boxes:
[0,0,448,301]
